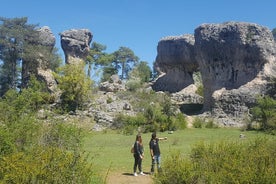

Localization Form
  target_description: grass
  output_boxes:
[83,128,275,178]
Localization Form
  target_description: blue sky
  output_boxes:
[1,0,276,68]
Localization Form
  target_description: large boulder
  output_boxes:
[194,22,276,125]
[153,34,198,93]
[60,29,92,64]
[22,26,58,94]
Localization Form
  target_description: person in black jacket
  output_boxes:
[133,134,145,176]
[149,132,167,174]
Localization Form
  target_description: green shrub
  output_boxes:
[192,117,203,128]
[155,151,197,184]
[0,147,101,184]
[156,137,276,184]
[205,119,218,128]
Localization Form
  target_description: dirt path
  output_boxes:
[106,171,153,184]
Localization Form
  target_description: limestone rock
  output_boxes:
[22,26,58,94]
[99,74,126,92]
[153,34,198,92]
[194,21,276,125]
[60,29,92,64]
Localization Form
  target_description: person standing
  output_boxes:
[133,134,145,176]
[149,132,167,174]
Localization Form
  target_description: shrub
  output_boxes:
[192,117,203,128]
[0,147,100,184]
[205,119,218,128]
[156,137,276,184]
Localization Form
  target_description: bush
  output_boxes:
[0,147,101,184]
[156,137,276,184]
[192,117,203,128]
[205,119,218,128]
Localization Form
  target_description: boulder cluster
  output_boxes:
[154,21,276,126]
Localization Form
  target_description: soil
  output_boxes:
[106,171,153,184]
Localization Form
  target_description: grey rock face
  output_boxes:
[37,26,56,47]
[152,21,276,126]
[153,34,198,92]
[22,26,58,94]
[60,29,92,64]
[194,22,276,125]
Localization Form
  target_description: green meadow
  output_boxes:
[83,128,275,178]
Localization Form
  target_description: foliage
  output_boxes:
[193,71,204,96]
[54,63,93,112]
[272,28,276,41]
[156,137,276,184]
[192,117,203,128]
[86,42,115,79]
[250,95,276,133]
[112,46,139,79]
[0,98,100,183]
[0,17,37,95]
[129,61,152,83]
[101,65,117,82]
[0,17,61,95]
[113,91,187,133]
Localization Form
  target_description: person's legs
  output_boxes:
[156,155,162,172]
[133,156,139,176]
[138,157,142,172]
[151,155,156,173]
[138,158,145,175]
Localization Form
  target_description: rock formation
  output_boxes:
[153,21,276,126]
[195,22,276,125]
[22,26,58,93]
[153,34,198,93]
[60,29,92,65]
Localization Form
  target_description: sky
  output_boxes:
[1,0,276,69]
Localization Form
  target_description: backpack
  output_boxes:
[131,144,134,153]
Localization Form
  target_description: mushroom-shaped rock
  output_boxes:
[153,34,198,93]
[60,29,92,64]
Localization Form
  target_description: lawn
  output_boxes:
[83,128,275,178]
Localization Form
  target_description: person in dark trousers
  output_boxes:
[133,134,145,176]
[149,132,167,174]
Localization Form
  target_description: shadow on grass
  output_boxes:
[122,172,151,176]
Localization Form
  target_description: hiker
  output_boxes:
[133,134,145,176]
[149,132,167,174]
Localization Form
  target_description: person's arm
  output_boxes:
[150,148,154,159]
[158,137,167,141]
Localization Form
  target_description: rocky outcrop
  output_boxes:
[194,22,276,125]
[22,26,58,93]
[153,34,198,93]
[99,74,126,92]
[153,21,276,126]
[60,29,92,65]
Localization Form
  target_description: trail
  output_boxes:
[106,171,153,184]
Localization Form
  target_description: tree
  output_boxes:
[86,42,107,77]
[251,96,276,131]
[132,61,152,83]
[54,63,93,112]
[112,46,139,79]
[272,28,276,41]
[126,61,152,91]
[0,17,39,95]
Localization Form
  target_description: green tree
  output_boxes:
[101,65,117,82]
[251,96,276,131]
[272,28,276,41]
[55,63,93,112]
[86,42,108,77]
[112,46,139,79]
[0,17,40,95]
[131,61,152,83]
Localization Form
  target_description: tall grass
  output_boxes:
[83,128,274,180]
